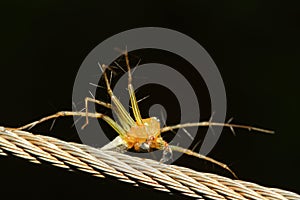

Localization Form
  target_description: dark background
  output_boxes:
[0,0,299,199]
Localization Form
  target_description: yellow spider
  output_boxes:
[10,51,273,178]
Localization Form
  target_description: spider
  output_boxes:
[9,50,274,178]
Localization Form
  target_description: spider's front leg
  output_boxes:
[10,111,105,130]
[81,97,111,129]
[12,96,112,131]
[10,101,126,139]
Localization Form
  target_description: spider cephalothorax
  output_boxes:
[125,117,161,150]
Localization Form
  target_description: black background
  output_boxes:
[0,1,299,199]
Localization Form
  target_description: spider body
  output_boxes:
[124,117,164,151]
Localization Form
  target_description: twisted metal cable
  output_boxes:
[0,126,299,200]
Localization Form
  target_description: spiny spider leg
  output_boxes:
[81,97,111,129]
[12,111,126,137]
[158,120,273,178]
[169,145,238,179]
[161,121,274,134]
[99,63,135,131]
[123,49,143,125]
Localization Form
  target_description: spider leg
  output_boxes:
[14,96,111,131]
[12,111,126,137]
[169,145,238,179]
[81,97,111,129]
[123,49,143,125]
[99,63,135,131]
[161,121,274,134]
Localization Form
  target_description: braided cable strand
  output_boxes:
[0,127,299,200]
